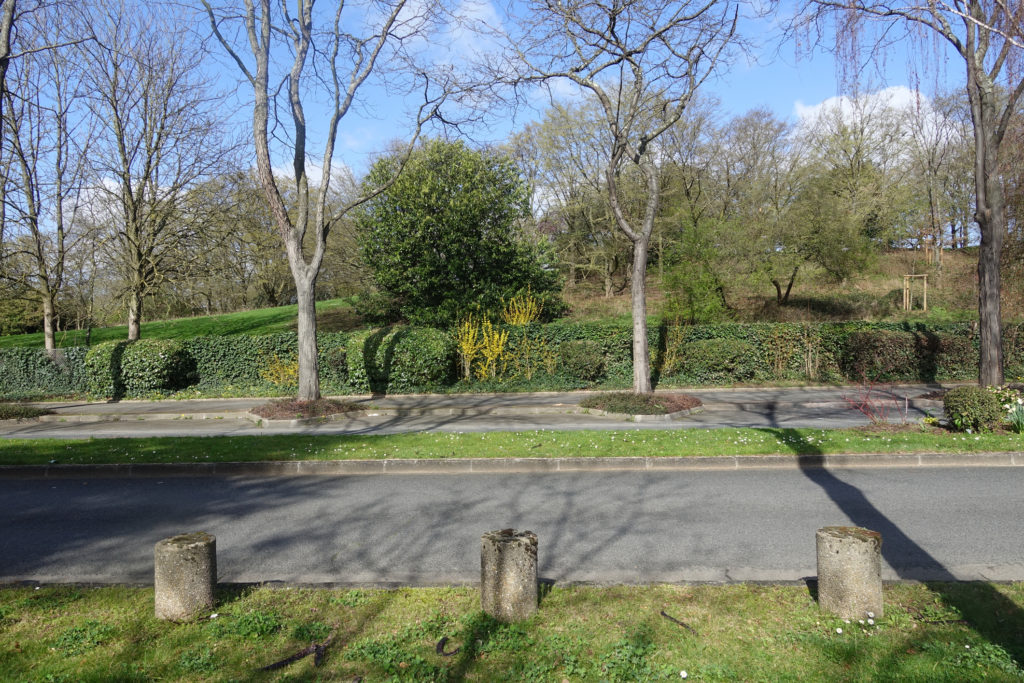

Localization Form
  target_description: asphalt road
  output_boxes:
[4,466,1022,585]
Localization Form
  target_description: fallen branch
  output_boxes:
[258,628,337,671]
[660,610,698,636]
[436,636,461,656]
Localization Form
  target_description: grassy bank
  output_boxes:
[2,582,1023,681]
[0,427,1020,467]
[0,299,355,349]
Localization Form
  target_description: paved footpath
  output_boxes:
[0,384,947,439]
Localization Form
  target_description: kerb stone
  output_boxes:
[816,525,883,619]
[154,531,216,621]
[480,529,538,622]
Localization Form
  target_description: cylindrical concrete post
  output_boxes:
[481,529,538,622]
[816,526,883,619]
[154,532,217,621]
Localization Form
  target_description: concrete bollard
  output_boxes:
[816,526,883,619]
[481,529,538,622]
[154,531,217,622]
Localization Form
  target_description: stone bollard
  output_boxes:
[816,526,883,619]
[481,529,538,622]
[154,532,217,622]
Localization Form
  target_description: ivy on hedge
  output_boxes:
[1,319,1022,399]
[0,346,88,398]
[345,326,455,393]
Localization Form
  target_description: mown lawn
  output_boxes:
[0,427,1020,466]
[0,298,356,349]
[2,582,1023,681]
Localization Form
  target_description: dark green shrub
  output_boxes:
[346,326,455,393]
[352,290,403,326]
[933,334,977,380]
[943,385,1003,432]
[388,327,456,391]
[84,341,130,397]
[119,339,195,394]
[0,347,88,398]
[842,330,918,381]
[675,338,758,383]
[558,339,606,382]
[318,338,349,390]
[356,139,562,328]
[183,333,296,390]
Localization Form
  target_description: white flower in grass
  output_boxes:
[836,627,843,634]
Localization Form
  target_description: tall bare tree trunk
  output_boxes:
[630,237,651,393]
[293,269,320,399]
[127,290,142,340]
[968,59,1005,387]
[42,294,56,352]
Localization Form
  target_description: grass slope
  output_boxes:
[2,583,1023,681]
[0,427,1020,466]
[0,298,356,349]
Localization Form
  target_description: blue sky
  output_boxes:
[204,0,966,178]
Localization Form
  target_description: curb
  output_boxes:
[2,451,1020,479]
[8,398,943,425]
[245,405,705,427]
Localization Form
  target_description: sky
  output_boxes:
[204,0,967,179]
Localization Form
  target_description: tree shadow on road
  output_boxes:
[758,427,1024,667]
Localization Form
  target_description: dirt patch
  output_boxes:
[0,404,53,419]
[917,389,946,401]
[251,398,361,420]
[580,392,702,415]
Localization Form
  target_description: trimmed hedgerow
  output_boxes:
[0,347,88,398]
[182,332,350,394]
[842,330,919,382]
[558,339,606,382]
[3,319,1023,398]
[944,385,1003,432]
[119,339,196,394]
[672,338,760,384]
[345,326,455,393]
[84,341,130,398]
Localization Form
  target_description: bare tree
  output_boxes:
[0,3,92,351]
[202,0,450,400]
[85,1,235,341]
[806,0,1024,385]
[495,0,740,393]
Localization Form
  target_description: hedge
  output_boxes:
[1,320,1022,398]
[345,326,455,393]
[0,346,88,398]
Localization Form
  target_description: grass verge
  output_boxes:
[2,583,1023,681]
[0,298,355,349]
[0,427,1020,466]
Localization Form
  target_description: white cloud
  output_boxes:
[793,85,923,124]
[440,0,505,65]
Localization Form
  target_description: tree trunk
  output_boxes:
[127,290,142,341]
[631,237,651,394]
[969,75,1005,387]
[42,295,56,353]
[294,271,321,400]
[976,199,1004,386]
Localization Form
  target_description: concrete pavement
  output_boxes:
[0,384,948,439]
